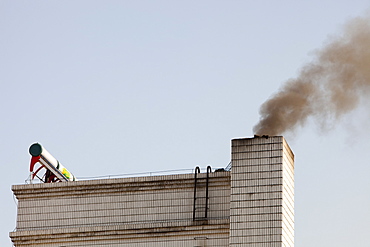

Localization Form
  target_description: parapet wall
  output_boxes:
[11,171,231,246]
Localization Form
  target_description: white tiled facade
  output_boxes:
[230,136,294,247]
[10,136,294,246]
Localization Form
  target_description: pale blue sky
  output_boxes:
[1,1,370,246]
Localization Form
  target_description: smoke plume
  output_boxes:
[253,15,370,136]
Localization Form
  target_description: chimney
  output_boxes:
[229,136,294,246]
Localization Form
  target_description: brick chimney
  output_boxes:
[229,136,294,246]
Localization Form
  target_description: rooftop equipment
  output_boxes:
[29,143,76,183]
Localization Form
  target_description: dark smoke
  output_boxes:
[253,15,370,136]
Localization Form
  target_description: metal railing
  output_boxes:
[25,164,231,184]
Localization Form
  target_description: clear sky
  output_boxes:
[1,1,370,246]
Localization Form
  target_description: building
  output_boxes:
[10,136,294,246]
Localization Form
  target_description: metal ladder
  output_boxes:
[193,166,212,221]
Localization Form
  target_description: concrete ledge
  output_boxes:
[10,218,230,245]
[13,172,231,199]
